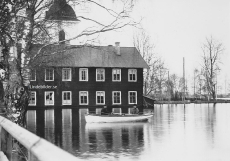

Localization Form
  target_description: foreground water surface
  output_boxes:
[25,103,230,161]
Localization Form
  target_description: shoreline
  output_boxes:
[155,100,230,104]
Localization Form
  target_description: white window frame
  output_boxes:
[45,91,54,106]
[96,68,105,81]
[128,91,137,104]
[62,91,72,105]
[30,70,36,81]
[29,91,36,106]
[112,69,121,82]
[96,91,105,105]
[62,68,72,81]
[79,68,88,81]
[128,69,137,82]
[45,68,54,81]
[112,91,121,105]
[79,91,88,105]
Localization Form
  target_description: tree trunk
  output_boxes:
[4,45,29,126]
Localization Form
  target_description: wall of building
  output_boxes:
[30,67,144,112]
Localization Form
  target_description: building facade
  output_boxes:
[29,43,149,113]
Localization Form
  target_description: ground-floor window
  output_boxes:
[62,91,72,105]
[29,91,36,106]
[128,91,137,104]
[45,91,54,106]
[112,91,121,104]
[79,91,88,105]
[96,91,105,105]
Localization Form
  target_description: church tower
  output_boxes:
[45,0,79,43]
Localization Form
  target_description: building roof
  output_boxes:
[31,44,149,69]
[45,0,79,22]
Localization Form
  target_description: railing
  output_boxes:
[0,115,83,161]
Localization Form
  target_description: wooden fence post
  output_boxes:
[0,126,12,161]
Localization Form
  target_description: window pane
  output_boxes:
[96,92,104,104]
[30,92,36,105]
[46,69,53,81]
[45,92,54,105]
[63,69,71,80]
[129,69,137,81]
[80,92,88,104]
[80,69,88,81]
[129,92,136,104]
[97,69,104,81]
[113,69,121,81]
[113,92,121,104]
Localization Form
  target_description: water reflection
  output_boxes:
[25,104,230,161]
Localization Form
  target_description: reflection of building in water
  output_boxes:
[54,109,62,147]
[84,123,145,157]
[62,109,72,152]
[36,110,45,138]
[26,109,146,158]
[71,108,80,152]
[45,109,55,143]
[26,110,36,134]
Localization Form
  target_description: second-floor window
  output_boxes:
[96,68,105,81]
[62,68,71,81]
[79,68,88,81]
[79,91,88,105]
[112,69,121,81]
[96,91,105,104]
[30,70,36,81]
[113,91,121,104]
[128,69,137,82]
[45,68,54,81]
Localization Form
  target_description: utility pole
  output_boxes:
[168,70,170,102]
[183,57,185,101]
[194,70,195,99]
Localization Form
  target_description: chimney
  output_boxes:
[115,42,120,56]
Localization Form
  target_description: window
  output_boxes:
[128,69,137,82]
[29,91,36,106]
[112,69,121,81]
[62,68,71,81]
[45,68,54,81]
[128,91,137,104]
[45,91,54,105]
[79,91,88,105]
[96,91,105,105]
[96,68,105,81]
[112,91,121,104]
[30,70,36,81]
[79,68,88,81]
[62,91,72,105]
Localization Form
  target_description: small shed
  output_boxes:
[143,96,155,108]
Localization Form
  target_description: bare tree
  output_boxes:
[201,36,224,100]
[133,30,165,97]
[192,68,199,99]
[168,73,179,100]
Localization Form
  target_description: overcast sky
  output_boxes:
[71,0,230,93]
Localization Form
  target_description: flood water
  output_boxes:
[25,103,230,161]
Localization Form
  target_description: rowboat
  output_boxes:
[85,113,153,123]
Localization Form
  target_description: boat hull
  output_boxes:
[85,114,153,123]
